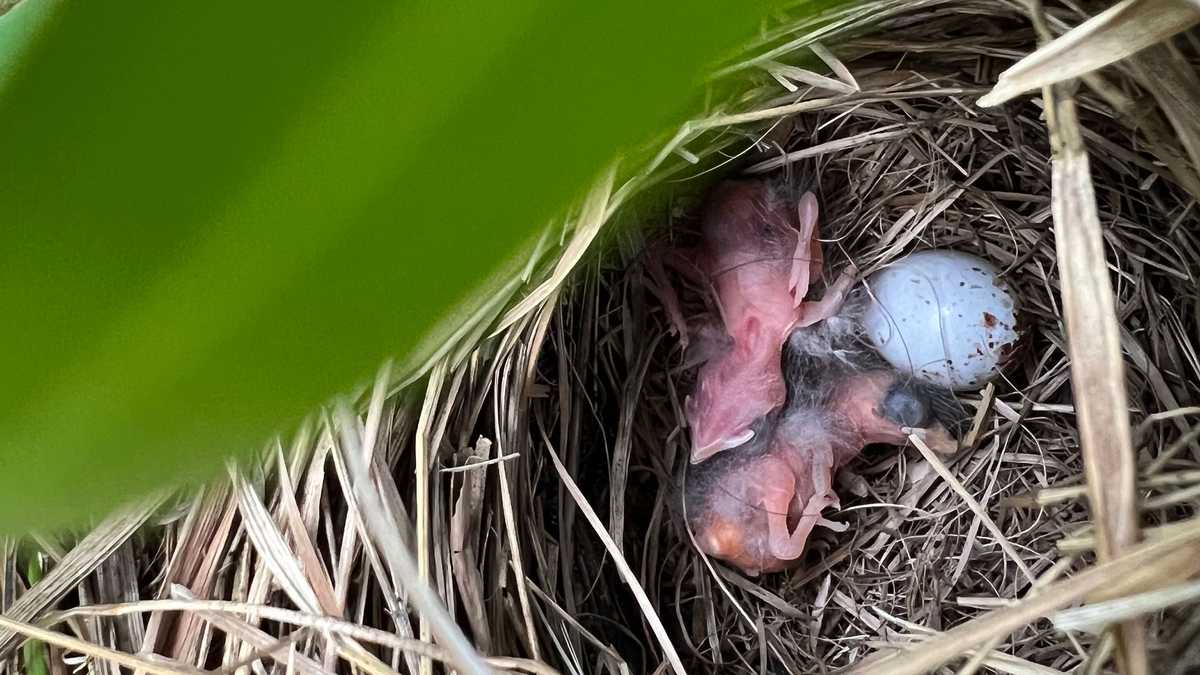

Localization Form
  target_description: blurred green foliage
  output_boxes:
[20,550,48,675]
[0,0,785,532]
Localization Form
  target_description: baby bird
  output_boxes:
[653,176,964,574]
[684,288,963,575]
[651,177,856,463]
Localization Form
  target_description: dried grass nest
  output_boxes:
[4,1,1200,675]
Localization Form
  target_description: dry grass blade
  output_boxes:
[1057,519,1200,555]
[847,519,1200,675]
[92,541,143,654]
[50,597,560,675]
[326,363,421,675]
[1075,68,1200,199]
[141,483,237,665]
[231,460,402,675]
[413,359,443,675]
[229,467,327,614]
[866,612,1064,675]
[979,0,1200,106]
[763,60,857,94]
[1046,90,1145,673]
[334,403,491,675]
[449,437,492,654]
[0,495,164,659]
[542,431,686,675]
[272,445,339,613]
[1127,44,1200,188]
[170,586,334,675]
[0,613,201,675]
[746,126,912,173]
[810,42,859,91]
[908,434,1036,583]
[495,431,541,660]
[608,336,659,552]
[1053,579,1200,634]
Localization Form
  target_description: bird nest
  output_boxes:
[7,2,1200,675]
[521,3,1200,673]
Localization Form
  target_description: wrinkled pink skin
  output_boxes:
[682,181,856,462]
[655,180,958,573]
[692,372,957,575]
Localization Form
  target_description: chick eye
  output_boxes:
[881,383,930,428]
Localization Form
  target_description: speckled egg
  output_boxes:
[862,249,1019,391]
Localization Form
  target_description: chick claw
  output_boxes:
[796,263,859,328]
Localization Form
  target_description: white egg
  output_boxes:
[862,249,1019,391]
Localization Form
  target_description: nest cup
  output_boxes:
[509,2,1200,673]
[15,3,1200,675]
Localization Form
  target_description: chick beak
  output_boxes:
[691,428,756,464]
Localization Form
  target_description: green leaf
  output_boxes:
[19,550,48,675]
[0,0,782,532]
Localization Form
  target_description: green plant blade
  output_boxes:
[0,1,779,531]
[19,549,48,675]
